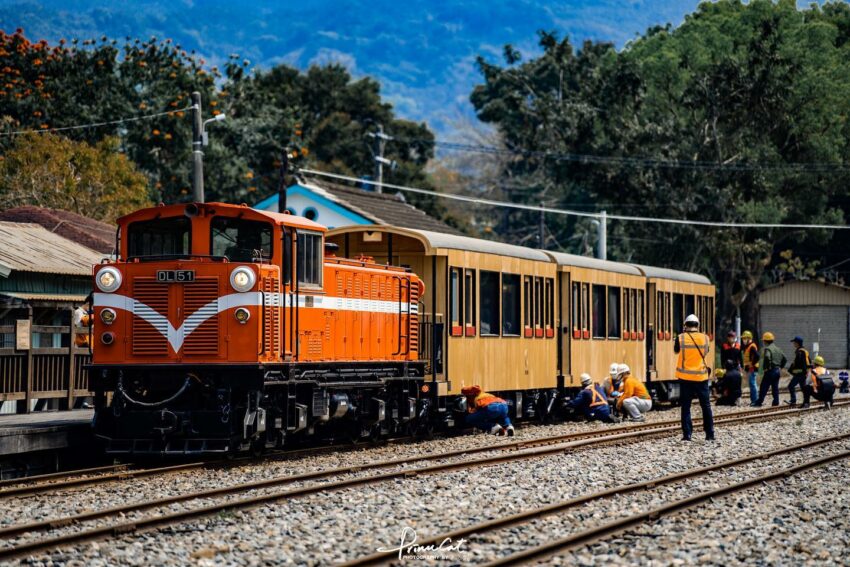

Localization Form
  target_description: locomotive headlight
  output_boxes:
[234,308,250,324]
[229,267,255,292]
[96,267,122,293]
[100,308,116,325]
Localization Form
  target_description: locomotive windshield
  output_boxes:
[127,217,191,258]
[211,217,273,263]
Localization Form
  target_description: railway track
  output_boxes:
[1,401,836,500]
[0,402,842,560]
[343,432,850,565]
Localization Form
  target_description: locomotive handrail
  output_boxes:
[258,290,266,357]
[125,254,230,263]
[392,276,403,356]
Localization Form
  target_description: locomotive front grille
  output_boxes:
[183,276,220,355]
[132,278,169,355]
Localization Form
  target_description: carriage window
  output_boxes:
[592,285,606,339]
[502,273,521,336]
[464,270,476,334]
[672,293,684,334]
[449,267,462,336]
[623,290,631,336]
[638,290,644,333]
[296,231,323,286]
[656,292,663,337]
[212,217,272,263]
[545,278,554,334]
[571,282,580,335]
[581,283,590,335]
[534,277,543,333]
[608,286,621,338]
[479,271,500,336]
[128,217,190,258]
[685,295,695,322]
[524,276,533,333]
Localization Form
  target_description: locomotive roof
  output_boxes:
[118,202,326,232]
[631,264,712,285]
[545,251,642,276]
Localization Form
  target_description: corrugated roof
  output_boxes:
[0,222,104,276]
[546,251,642,275]
[0,207,115,254]
[0,292,88,303]
[632,264,712,285]
[298,179,464,235]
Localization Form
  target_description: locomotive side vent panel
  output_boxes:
[263,276,280,357]
[183,276,220,356]
[408,276,420,355]
[132,277,169,355]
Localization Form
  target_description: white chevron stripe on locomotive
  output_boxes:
[93,292,417,352]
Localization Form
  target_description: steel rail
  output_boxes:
[342,432,850,566]
[0,402,823,501]
[0,463,131,488]
[0,403,840,560]
[484,447,850,566]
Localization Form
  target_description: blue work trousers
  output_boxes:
[466,402,512,432]
[747,370,758,405]
[757,368,781,406]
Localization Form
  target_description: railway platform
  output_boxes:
[0,410,96,479]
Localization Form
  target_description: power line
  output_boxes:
[401,138,850,173]
[298,168,850,231]
[0,105,197,137]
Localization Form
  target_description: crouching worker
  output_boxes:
[616,364,652,422]
[806,356,836,410]
[565,374,620,424]
[461,385,515,436]
[714,368,741,406]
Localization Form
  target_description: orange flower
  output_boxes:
[209,100,217,107]
[212,109,221,116]
[164,133,172,140]
[97,60,104,65]
[138,102,147,109]
[39,123,48,129]
[152,129,160,136]
[169,101,178,107]
[301,147,310,157]
[138,61,147,67]
[32,58,42,66]
[245,171,254,179]
[180,188,188,195]
[169,72,176,78]
[32,110,41,116]
[175,111,184,117]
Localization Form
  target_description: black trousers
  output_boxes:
[679,379,714,439]
[757,368,781,406]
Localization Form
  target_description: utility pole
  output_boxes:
[597,210,607,260]
[191,91,204,203]
[538,203,545,249]
[278,150,290,213]
[367,124,393,193]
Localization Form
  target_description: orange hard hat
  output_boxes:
[461,385,481,397]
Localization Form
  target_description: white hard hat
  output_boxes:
[580,373,593,386]
[685,314,699,325]
[616,363,630,376]
[609,363,619,376]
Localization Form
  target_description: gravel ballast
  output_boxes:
[11,398,849,566]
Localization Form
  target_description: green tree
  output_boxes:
[470,0,850,330]
[0,132,151,221]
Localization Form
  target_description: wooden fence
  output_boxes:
[0,325,91,413]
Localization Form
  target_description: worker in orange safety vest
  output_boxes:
[461,385,515,436]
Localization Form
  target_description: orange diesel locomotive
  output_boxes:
[90,202,425,454]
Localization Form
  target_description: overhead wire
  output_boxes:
[0,105,197,137]
[298,168,850,231]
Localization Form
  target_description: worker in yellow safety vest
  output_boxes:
[673,314,715,442]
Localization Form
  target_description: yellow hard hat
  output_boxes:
[762,331,775,342]
[715,368,726,378]
[814,355,825,366]
[741,330,753,340]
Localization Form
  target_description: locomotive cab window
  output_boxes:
[297,231,323,287]
[128,217,190,258]
[211,217,272,263]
